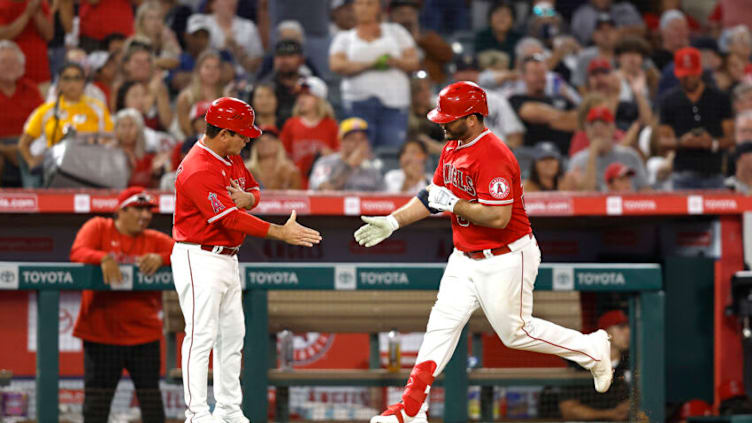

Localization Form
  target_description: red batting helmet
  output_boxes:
[205,97,262,138]
[427,81,489,124]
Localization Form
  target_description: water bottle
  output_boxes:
[387,329,401,373]
[279,329,294,370]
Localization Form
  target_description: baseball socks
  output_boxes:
[371,361,436,423]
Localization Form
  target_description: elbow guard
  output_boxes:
[417,188,442,214]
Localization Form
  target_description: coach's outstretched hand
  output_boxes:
[278,210,322,247]
[354,215,399,247]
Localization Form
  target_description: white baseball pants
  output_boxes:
[416,234,603,377]
[171,243,246,423]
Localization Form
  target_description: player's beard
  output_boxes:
[442,120,468,140]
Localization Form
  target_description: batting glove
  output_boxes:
[428,185,459,213]
[354,215,399,247]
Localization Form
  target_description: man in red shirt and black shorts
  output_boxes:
[71,186,174,423]
[171,97,321,423]
[355,81,614,423]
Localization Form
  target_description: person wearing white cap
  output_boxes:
[169,14,212,93]
[279,75,339,187]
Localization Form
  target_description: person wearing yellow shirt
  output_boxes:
[18,62,112,186]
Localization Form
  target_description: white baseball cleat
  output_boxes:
[370,402,429,423]
[590,329,614,393]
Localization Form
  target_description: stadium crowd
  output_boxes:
[0,0,751,194]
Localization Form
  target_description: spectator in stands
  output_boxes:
[558,310,631,421]
[116,42,173,132]
[255,20,320,83]
[564,105,649,191]
[473,2,521,65]
[160,0,192,49]
[250,82,279,130]
[133,0,182,71]
[569,94,625,157]
[245,126,302,190]
[721,25,752,64]
[483,37,581,106]
[614,36,658,103]
[280,76,338,188]
[160,101,210,191]
[570,0,644,45]
[604,162,636,192]
[113,108,170,188]
[0,40,42,187]
[652,10,690,72]
[451,54,525,148]
[419,0,469,35]
[201,0,263,74]
[389,0,452,84]
[509,54,577,154]
[692,37,729,92]
[330,0,355,36]
[78,0,135,52]
[0,0,53,90]
[329,0,419,148]
[408,75,444,155]
[725,142,752,194]
[309,117,381,191]
[47,0,74,77]
[176,50,224,138]
[87,50,117,107]
[169,14,211,93]
[523,141,565,192]
[70,186,173,423]
[44,47,107,105]
[734,83,752,114]
[525,2,567,51]
[18,62,112,186]
[737,109,752,146]
[658,47,734,190]
[572,14,618,90]
[260,39,307,127]
[583,58,651,133]
[384,139,430,195]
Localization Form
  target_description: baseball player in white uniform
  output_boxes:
[171,97,321,423]
[354,81,613,423]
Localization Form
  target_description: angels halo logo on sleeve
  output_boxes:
[489,177,511,199]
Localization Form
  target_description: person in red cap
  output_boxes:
[678,399,712,422]
[658,46,734,190]
[564,105,649,191]
[70,186,174,423]
[605,162,636,192]
[583,58,650,133]
[171,97,321,423]
[355,81,613,423]
[559,309,632,421]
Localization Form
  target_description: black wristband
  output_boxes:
[417,188,441,214]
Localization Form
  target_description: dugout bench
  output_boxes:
[0,261,664,423]
[164,289,592,422]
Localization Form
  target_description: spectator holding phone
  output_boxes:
[658,47,733,189]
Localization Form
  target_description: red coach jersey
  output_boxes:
[173,139,261,247]
[432,129,531,252]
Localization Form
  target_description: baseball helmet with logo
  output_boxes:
[205,97,262,138]
[427,81,489,124]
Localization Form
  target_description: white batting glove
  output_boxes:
[428,185,459,213]
[354,215,399,247]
